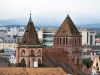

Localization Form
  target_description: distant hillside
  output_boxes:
[0,12,100,28]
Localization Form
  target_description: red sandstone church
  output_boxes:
[16,14,89,75]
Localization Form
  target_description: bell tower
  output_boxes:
[53,15,82,65]
[16,14,42,67]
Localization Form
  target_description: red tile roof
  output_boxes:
[42,48,78,74]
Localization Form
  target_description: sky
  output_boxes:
[0,0,100,20]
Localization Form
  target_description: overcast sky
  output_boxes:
[0,0,100,20]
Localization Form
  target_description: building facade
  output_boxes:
[79,28,96,45]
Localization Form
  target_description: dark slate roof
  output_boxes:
[21,14,41,45]
[54,15,81,37]
[42,48,78,74]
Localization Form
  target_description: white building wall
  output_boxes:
[9,55,16,64]
[79,29,96,45]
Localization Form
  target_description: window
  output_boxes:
[5,40,7,42]
[21,50,25,56]
[8,40,10,43]
[90,35,93,45]
[29,50,35,57]
[38,50,41,56]
[96,63,98,66]
[63,38,65,45]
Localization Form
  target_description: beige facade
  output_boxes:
[0,43,16,50]
[79,29,96,45]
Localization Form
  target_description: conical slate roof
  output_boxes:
[21,14,41,45]
[55,15,81,37]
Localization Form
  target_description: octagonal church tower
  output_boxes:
[53,15,82,65]
[16,14,42,67]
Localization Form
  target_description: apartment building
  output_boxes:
[0,49,16,64]
[7,26,25,37]
[0,37,16,50]
[79,28,96,45]
[38,28,57,46]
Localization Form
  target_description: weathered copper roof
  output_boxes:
[21,14,41,45]
[54,15,81,37]
[42,48,78,74]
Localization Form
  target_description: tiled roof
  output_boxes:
[0,67,67,75]
[54,15,81,37]
[42,48,78,74]
[21,15,41,45]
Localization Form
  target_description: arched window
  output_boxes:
[29,50,35,57]
[21,58,26,67]
[38,59,41,64]
[38,50,41,56]
[21,50,25,56]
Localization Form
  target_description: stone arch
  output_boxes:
[21,50,25,56]
[21,58,26,66]
[38,58,41,64]
[29,50,35,57]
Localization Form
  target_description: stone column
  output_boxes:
[26,57,29,67]
[30,57,34,67]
